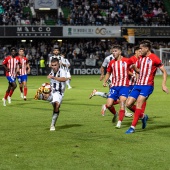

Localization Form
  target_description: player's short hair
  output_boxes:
[53,47,60,51]
[19,48,25,51]
[112,44,122,51]
[139,40,152,50]
[10,47,17,52]
[134,45,140,52]
[51,58,59,63]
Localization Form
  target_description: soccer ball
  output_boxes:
[42,83,51,94]
[125,111,133,117]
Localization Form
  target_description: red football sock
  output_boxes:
[119,109,125,121]
[138,102,146,119]
[141,102,146,113]
[24,87,27,96]
[8,90,14,97]
[107,105,116,115]
[129,105,136,112]
[131,108,142,127]
[113,101,119,105]
[4,91,9,100]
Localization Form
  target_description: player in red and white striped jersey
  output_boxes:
[2,47,20,106]
[127,46,148,118]
[103,45,134,128]
[128,46,141,87]
[125,40,169,134]
[17,48,30,100]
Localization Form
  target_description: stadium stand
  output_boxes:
[0,0,169,26]
[0,0,170,71]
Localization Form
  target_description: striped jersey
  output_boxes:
[50,68,66,95]
[49,54,62,66]
[136,53,163,86]
[102,54,114,67]
[107,57,134,86]
[62,58,70,72]
[129,55,138,85]
[19,56,28,75]
[2,56,20,77]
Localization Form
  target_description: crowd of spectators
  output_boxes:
[0,38,170,69]
[0,0,170,26]
[0,0,32,25]
[0,1,170,69]
[60,0,170,26]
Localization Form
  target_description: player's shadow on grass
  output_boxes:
[56,124,82,130]
[45,124,82,131]
[137,124,170,132]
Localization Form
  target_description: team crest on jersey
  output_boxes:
[147,59,151,63]
[121,62,126,67]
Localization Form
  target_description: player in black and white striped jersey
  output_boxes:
[60,51,72,89]
[48,48,62,68]
[47,58,70,131]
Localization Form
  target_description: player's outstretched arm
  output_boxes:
[100,66,105,81]
[103,72,110,87]
[160,65,169,94]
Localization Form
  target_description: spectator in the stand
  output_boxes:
[31,46,36,56]
[39,56,46,75]
[105,49,111,57]
[72,50,78,60]
[10,14,16,25]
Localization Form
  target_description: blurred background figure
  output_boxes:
[39,56,46,75]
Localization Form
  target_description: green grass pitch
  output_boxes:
[0,75,170,170]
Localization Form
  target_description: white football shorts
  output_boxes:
[51,92,63,104]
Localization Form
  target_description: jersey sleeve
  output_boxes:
[2,57,8,65]
[106,61,112,73]
[60,68,67,77]
[102,58,108,67]
[49,57,52,65]
[153,54,163,67]
[66,59,70,66]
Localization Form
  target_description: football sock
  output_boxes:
[119,109,125,121]
[95,92,108,98]
[20,87,23,93]
[51,112,59,126]
[131,108,142,127]
[4,91,9,100]
[113,101,119,105]
[141,101,146,113]
[107,105,116,115]
[24,87,27,96]
[66,80,71,87]
[129,105,136,112]
[8,90,14,97]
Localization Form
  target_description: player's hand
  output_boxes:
[47,75,53,79]
[162,85,169,94]
[103,82,107,87]
[100,75,104,81]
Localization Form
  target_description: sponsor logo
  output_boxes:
[17,27,51,37]
[31,68,38,76]
[95,28,112,35]
[38,0,54,7]
[73,68,101,75]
